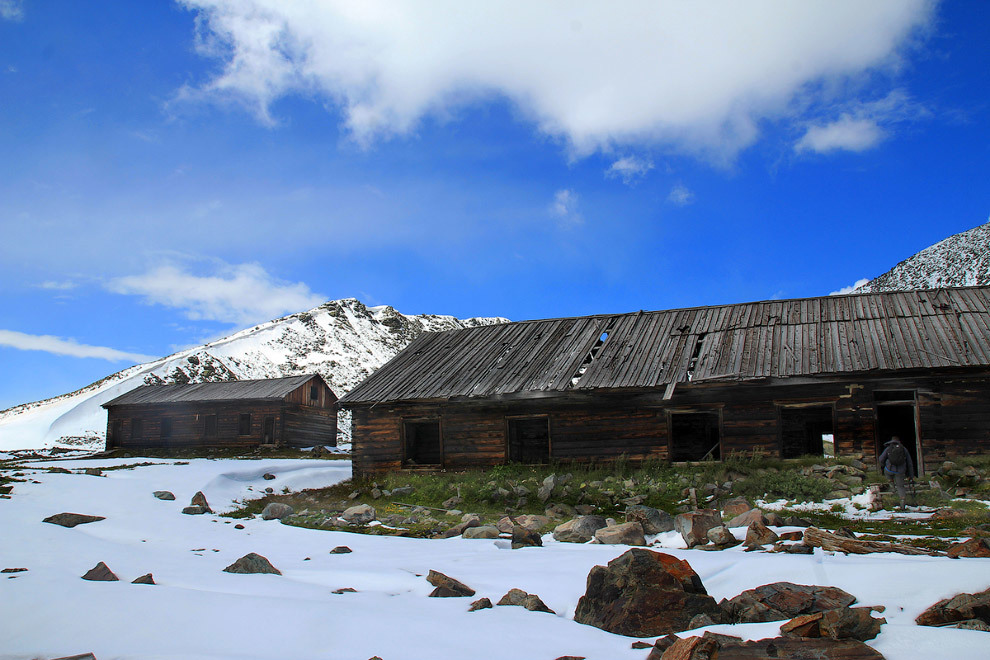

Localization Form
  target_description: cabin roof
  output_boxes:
[103,374,321,408]
[339,286,990,406]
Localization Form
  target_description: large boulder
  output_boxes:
[223,552,281,575]
[626,505,675,534]
[342,504,376,524]
[43,513,105,528]
[595,521,646,546]
[573,548,724,636]
[721,582,857,624]
[916,588,990,627]
[674,509,723,547]
[261,503,294,520]
[553,516,608,543]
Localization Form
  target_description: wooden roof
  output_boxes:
[103,374,321,408]
[339,287,990,406]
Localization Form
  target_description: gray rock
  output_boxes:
[595,521,647,546]
[462,525,500,539]
[223,552,281,575]
[553,515,608,543]
[342,504,376,524]
[153,491,175,501]
[43,513,106,528]
[81,562,118,581]
[625,505,676,534]
[261,503,294,520]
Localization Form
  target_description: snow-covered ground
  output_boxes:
[1,457,988,660]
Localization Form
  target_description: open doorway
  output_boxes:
[403,420,442,466]
[780,405,834,458]
[669,411,720,461]
[507,417,550,463]
[875,402,919,476]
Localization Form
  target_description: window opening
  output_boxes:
[780,406,834,458]
[160,418,172,440]
[569,322,615,387]
[204,414,217,437]
[403,420,442,466]
[239,413,251,436]
[670,412,720,461]
[130,418,143,442]
[507,417,550,464]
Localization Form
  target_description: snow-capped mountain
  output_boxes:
[0,299,507,450]
[855,219,990,293]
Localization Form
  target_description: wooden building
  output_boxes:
[339,287,990,477]
[103,374,337,450]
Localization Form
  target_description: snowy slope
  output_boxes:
[0,299,506,451]
[856,219,990,292]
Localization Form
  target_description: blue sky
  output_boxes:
[1,0,988,409]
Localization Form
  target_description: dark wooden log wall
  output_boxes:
[349,369,990,477]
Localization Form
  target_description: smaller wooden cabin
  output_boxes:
[102,374,337,450]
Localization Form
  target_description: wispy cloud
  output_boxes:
[106,258,326,326]
[0,0,23,21]
[830,278,871,295]
[605,156,654,185]
[0,330,156,363]
[667,183,695,206]
[177,1,934,160]
[550,189,582,227]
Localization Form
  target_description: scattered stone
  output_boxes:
[595,521,646,546]
[462,525,500,539]
[262,473,276,480]
[626,505,676,534]
[81,562,118,582]
[332,587,357,594]
[916,588,990,628]
[725,508,767,529]
[721,582,857,624]
[674,509,723,548]
[947,537,990,558]
[1,568,27,573]
[182,506,208,515]
[131,573,155,585]
[190,491,212,513]
[745,521,779,547]
[554,515,608,543]
[496,588,554,613]
[574,548,723,636]
[261,502,294,520]
[153,491,175,500]
[511,524,543,549]
[705,525,738,547]
[223,552,281,575]
[722,497,752,518]
[468,597,493,611]
[426,570,475,597]
[342,504,376,524]
[43,513,106,528]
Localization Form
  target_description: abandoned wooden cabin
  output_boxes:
[339,286,990,477]
[103,374,337,450]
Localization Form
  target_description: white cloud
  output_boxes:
[0,0,23,21]
[830,278,871,295]
[178,1,934,159]
[106,259,326,326]
[667,183,695,206]
[550,189,582,227]
[606,156,654,184]
[0,330,156,363]
[795,115,885,154]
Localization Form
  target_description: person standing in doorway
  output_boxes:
[878,435,914,509]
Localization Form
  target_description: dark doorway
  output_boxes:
[507,417,550,463]
[262,416,276,444]
[670,412,720,461]
[780,406,834,458]
[876,404,919,476]
[404,420,442,466]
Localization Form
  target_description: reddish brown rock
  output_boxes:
[574,548,723,636]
